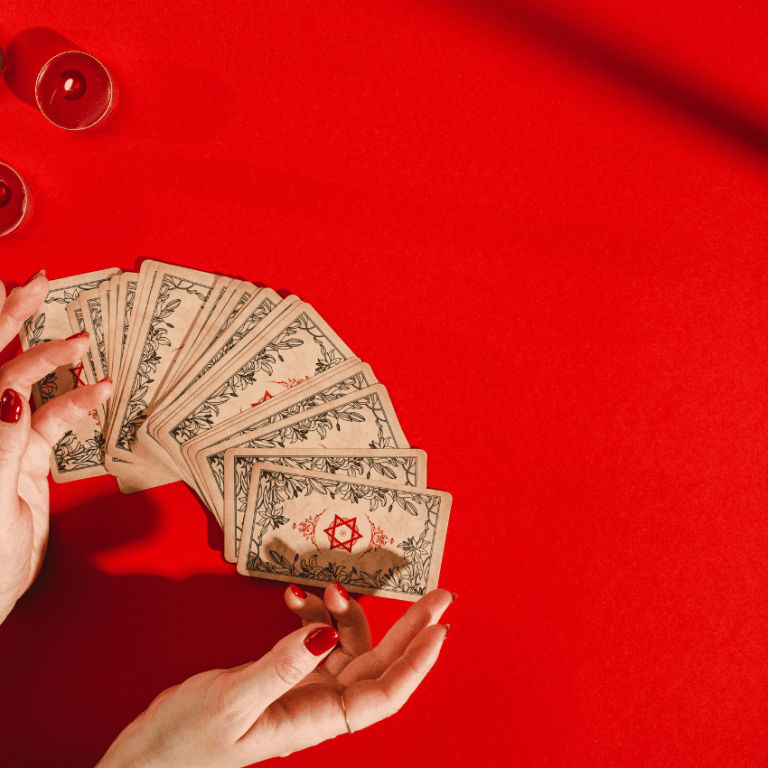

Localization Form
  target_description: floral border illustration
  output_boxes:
[116,276,212,451]
[170,312,347,445]
[232,452,419,547]
[86,297,106,376]
[122,280,137,350]
[209,290,253,346]
[186,296,276,388]
[22,276,116,473]
[206,371,375,493]
[244,469,441,596]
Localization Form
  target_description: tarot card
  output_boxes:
[191,381,407,523]
[164,280,258,394]
[113,271,138,375]
[236,464,451,601]
[97,281,111,380]
[105,263,221,473]
[222,447,427,562]
[180,358,373,513]
[107,260,160,418]
[106,274,121,377]
[197,282,264,353]
[151,301,356,481]
[184,357,372,449]
[148,289,292,421]
[130,288,289,482]
[140,294,304,482]
[79,289,109,418]
[154,275,238,402]
[19,268,121,482]
[66,293,108,427]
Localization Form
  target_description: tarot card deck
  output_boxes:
[19,263,451,601]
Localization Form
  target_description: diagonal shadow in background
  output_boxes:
[416,0,768,166]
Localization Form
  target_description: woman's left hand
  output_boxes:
[96,586,453,767]
[0,273,112,624]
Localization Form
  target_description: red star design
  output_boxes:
[251,391,273,407]
[323,514,363,553]
[69,362,87,388]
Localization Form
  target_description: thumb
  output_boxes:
[0,388,31,528]
[226,622,339,732]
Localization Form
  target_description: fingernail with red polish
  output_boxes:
[23,269,46,286]
[0,389,23,424]
[443,623,451,638]
[335,581,349,600]
[304,626,339,656]
[290,583,307,599]
[65,331,89,341]
[451,593,458,603]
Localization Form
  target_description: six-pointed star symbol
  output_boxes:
[323,513,364,552]
[69,361,87,388]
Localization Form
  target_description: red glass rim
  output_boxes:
[34,50,117,131]
[0,160,33,237]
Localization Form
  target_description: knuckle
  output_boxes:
[0,360,14,384]
[272,652,306,687]
[0,441,22,466]
[208,671,245,719]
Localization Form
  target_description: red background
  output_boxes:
[1,1,767,765]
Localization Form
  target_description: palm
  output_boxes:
[14,430,56,588]
[241,586,453,758]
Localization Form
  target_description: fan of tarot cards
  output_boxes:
[19,264,451,601]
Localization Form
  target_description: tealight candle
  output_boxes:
[0,161,32,237]
[35,51,117,130]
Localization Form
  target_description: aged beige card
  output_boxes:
[236,464,450,602]
[222,447,427,562]
[151,300,356,484]
[105,263,221,478]
[184,361,380,517]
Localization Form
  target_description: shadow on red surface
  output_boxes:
[418,0,768,162]
[0,486,298,767]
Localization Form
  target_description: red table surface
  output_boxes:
[2,1,767,766]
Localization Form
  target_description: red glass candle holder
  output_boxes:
[0,161,33,237]
[35,50,118,130]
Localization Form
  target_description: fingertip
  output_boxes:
[64,332,91,361]
[0,387,28,425]
[98,377,113,399]
[304,624,340,657]
[289,583,307,600]
[23,269,47,287]
[285,583,307,610]
[324,581,353,615]
[21,271,49,300]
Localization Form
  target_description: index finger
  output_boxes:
[0,273,48,352]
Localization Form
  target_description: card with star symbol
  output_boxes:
[222,447,427,562]
[21,263,452,599]
[236,463,450,601]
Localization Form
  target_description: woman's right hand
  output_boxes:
[96,586,453,768]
